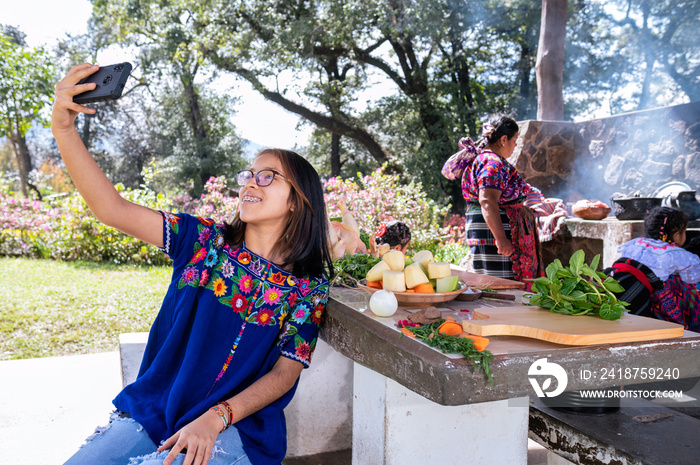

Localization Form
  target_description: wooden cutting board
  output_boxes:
[461,305,685,346]
[451,268,526,290]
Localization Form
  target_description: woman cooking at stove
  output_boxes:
[441,115,544,291]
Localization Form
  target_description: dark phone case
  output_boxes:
[73,62,133,104]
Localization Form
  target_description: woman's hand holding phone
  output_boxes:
[73,62,132,104]
[52,62,132,135]
[52,63,100,135]
[51,63,164,250]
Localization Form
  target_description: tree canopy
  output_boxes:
[0,30,56,197]
[1,1,697,207]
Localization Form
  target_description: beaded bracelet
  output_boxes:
[219,401,234,426]
[210,405,229,432]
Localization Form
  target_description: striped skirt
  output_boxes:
[464,206,515,280]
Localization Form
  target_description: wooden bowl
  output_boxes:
[572,204,611,220]
[357,279,468,307]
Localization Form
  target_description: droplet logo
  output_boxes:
[528,358,568,397]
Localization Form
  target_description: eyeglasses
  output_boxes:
[236,169,289,187]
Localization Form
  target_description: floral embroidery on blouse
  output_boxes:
[238,251,251,265]
[162,212,181,254]
[171,217,328,362]
[132,211,329,454]
[212,278,227,297]
[462,151,532,204]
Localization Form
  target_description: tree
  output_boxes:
[0,139,15,174]
[563,0,700,115]
[86,0,699,210]
[536,0,568,120]
[86,0,560,208]
[90,0,246,194]
[0,29,56,198]
[611,0,700,109]
[194,0,495,206]
[143,82,246,195]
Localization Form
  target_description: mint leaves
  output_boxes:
[527,250,628,320]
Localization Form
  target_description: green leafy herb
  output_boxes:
[402,320,494,384]
[331,253,381,287]
[359,229,371,250]
[526,250,628,320]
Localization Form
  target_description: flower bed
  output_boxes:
[0,177,238,265]
[2,170,469,265]
[324,166,451,251]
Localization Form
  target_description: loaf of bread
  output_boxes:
[572,200,611,220]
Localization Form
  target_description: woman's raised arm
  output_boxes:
[51,64,163,248]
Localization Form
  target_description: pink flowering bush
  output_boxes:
[170,176,239,223]
[48,186,173,264]
[0,192,56,257]
[324,166,450,251]
[442,214,466,245]
[0,186,172,264]
[0,177,239,264]
[2,169,472,265]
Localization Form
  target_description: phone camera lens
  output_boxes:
[115,64,123,71]
[103,75,113,85]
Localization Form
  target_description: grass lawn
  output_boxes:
[0,256,171,360]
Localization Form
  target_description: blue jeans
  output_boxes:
[63,411,253,465]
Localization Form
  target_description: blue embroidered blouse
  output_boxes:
[113,212,330,464]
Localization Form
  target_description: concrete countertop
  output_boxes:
[320,286,700,406]
[563,217,700,232]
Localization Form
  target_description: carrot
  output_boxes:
[459,333,490,351]
[400,327,416,338]
[366,280,382,289]
[438,321,463,337]
[443,316,456,323]
[411,282,434,293]
[404,289,415,293]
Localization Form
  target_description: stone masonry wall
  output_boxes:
[511,101,700,262]
[512,100,700,203]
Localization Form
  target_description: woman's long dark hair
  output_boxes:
[644,206,687,243]
[224,149,334,279]
[477,115,519,149]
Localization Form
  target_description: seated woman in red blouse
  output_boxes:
[441,115,544,290]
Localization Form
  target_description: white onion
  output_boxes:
[369,290,398,317]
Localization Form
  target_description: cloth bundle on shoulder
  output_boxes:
[522,188,568,242]
[603,257,663,317]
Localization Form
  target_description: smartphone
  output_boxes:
[73,62,133,104]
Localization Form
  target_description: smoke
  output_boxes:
[528,102,700,207]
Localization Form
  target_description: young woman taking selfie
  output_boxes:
[52,63,334,465]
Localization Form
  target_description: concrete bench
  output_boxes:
[528,392,700,465]
[119,333,353,458]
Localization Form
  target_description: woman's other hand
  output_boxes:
[495,237,514,257]
[159,409,222,465]
[51,63,99,135]
[479,188,513,257]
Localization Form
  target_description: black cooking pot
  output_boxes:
[661,191,700,220]
[610,196,662,220]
